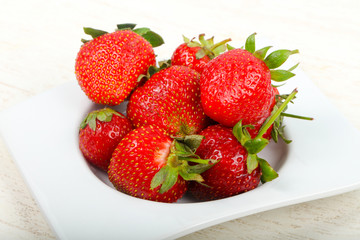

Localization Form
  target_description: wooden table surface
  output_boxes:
[1,0,360,239]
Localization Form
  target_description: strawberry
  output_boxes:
[75,24,164,105]
[247,86,277,139]
[79,108,132,171]
[108,125,215,203]
[126,65,208,136]
[189,90,298,201]
[200,33,299,134]
[171,34,231,74]
[188,124,261,200]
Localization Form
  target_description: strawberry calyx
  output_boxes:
[244,33,299,83]
[79,108,123,131]
[151,135,218,193]
[136,60,172,83]
[233,89,298,183]
[183,34,232,60]
[81,23,164,48]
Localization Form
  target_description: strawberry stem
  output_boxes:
[257,89,298,138]
[281,112,314,120]
[209,38,232,51]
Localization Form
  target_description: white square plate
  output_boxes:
[1,68,360,240]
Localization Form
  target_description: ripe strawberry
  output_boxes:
[108,125,215,203]
[171,34,231,74]
[200,33,299,132]
[127,65,208,136]
[189,90,298,201]
[79,108,132,171]
[75,24,164,105]
[189,124,261,200]
[247,86,277,139]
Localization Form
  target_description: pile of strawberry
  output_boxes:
[76,24,310,203]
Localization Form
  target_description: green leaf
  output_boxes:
[98,108,121,122]
[195,48,206,59]
[187,41,201,48]
[270,69,296,82]
[183,135,204,153]
[117,23,136,30]
[150,166,168,190]
[133,27,150,35]
[288,62,300,72]
[247,154,259,174]
[243,138,269,154]
[140,30,164,48]
[151,164,180,194]
[271,124,279,143]
[83,27,108,39]
[258,158,279,183]
[205,36,214,49]
[137,74,146,83]
[245,33,256,53]
[174,140,188,153]
[182,35,190,43]
[186,161,218,174]
[212,44,227,56]
[96,111,107,121]
[80,117,87,129]
[253,46,272,61]
[179,169,204,182]
[110,109,123,118]
[264,49,299,69]
[88,113,97,131]
[278,126,292,144]
[232,120,253,146]
[103,109,114,122]
[198,34,208,48]
[148,66,158,77]
[271,83,286,88]
[80,108,122,131]
[159,166,178,193]
[232,120,243,144]
[227,44,235,50]
[174,140,195,158]
[158,59,172,70]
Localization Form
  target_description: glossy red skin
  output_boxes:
[200,48,275,128]
[75,30,156,105]
[108,125,187,203]
[127,65,208,136]
[79,113,132,171]
[189,125,261,201]
[247,86,278,139]
[171,43,211,74]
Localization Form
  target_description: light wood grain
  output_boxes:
[1,0,360,239]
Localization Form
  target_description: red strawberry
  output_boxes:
[171,34,231,74]
[79,108,132,171]
[200,33,299,133]
[75,24,164,105]
[247,86,277,139]
[189,90,298,201]
[189,125,261,200]
[108,125,215,203]
[127,65,208,136]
